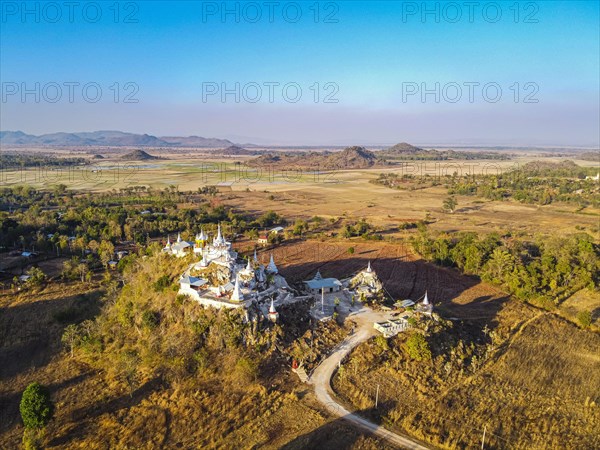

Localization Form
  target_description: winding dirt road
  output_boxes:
[309,306,430,450]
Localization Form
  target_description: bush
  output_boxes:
[20,383,53,429]
[152,275,171,292]
[375,334,389,351]
[235,356,258,384]
[403,333,432,361]
[22,428,42,450]
[142,310,161,329]
[577,310,592,328]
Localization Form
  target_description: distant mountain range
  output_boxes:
[0,130,239,148]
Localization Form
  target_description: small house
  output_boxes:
[374,317,410,338]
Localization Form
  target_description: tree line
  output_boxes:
[411,226,600,306]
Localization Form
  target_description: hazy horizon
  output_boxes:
[1,128,599,149]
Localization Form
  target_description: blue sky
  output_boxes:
[1,1,599,146]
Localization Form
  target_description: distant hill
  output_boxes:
[578,151,600,162]
[379,142,510,161]
[159,135,235,147]
[384,142,425,154]
[324,146,377,168]
[216,145,260,156]
[120,150,160,161]
[249,146,379,169]
[0,130,245,148]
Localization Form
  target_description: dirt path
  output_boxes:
[309,305,431,450]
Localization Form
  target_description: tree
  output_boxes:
[443,196,458,213]
[87,239,100,254]
[98,240,115,269]
[25,267,46,288]
[403,333,432,361]
[483,248,515,285]
[76,263,90,283]
[347,246,355,254]
[293,219,307,236]
[61,324,81,358]
[19,383,53,429]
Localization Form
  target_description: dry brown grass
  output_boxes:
[3,154,598,238]
[333,311,600,449]
[0,256,387,449]
[559,288,600,330]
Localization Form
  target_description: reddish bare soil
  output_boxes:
[247,239,511,320]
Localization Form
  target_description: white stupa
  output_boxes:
[199,250,209,267]
[214,224,227,247]
[230,274,243,302]
[268,299,279,322]
[266,254,278,274]
[419,291,433,314]
[163,236,171,252]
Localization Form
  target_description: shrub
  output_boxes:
[403,333,432,361]
[20,383,53,429]
[577,310,592,328]
[235,357,258,384]
[22,428,42,450]
[142,310,161,329]
[375,334,389,351]
[152,275,171,292]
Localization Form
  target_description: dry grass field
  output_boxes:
[0,238,523,449]
[333,309,600,449]
[0,274,393,450]
[3,153,599,237]
[1,150,598,449]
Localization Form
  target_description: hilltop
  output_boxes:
[249,146,379,169]
[120,149,161,161]
[325,146,378,168]
[378,142,511,160]
[383,142,425,154]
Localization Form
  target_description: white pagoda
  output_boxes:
[266,254,278,274]
[268,299,279,322]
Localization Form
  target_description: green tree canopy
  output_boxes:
[19,383,54,429]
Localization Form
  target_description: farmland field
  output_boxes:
[3,152,598,238]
